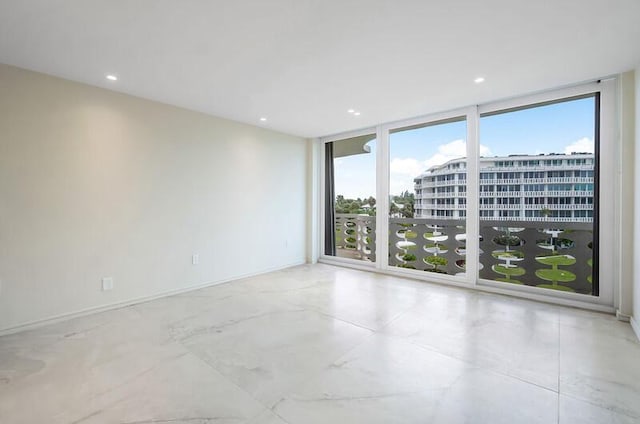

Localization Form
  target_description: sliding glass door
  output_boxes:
[320,81,615,306]
[324,132,377,262]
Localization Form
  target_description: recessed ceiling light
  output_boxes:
[260,117,267,122]
[106,74,118,81]
[354,112,361,116]
[474,77,485,84]
[347,109,355,113]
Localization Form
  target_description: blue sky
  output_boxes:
[334,96,595,199]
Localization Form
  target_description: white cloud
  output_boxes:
[388,139,490,195]
[390,157,425,176]
[423,139,465,169]
[424,139,491,169]
[564,137,594,155]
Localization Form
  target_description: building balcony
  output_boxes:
[479,204,521,210]
[546,190,593,196]
[430,203,467,210]
[483,164,593,171]
[420,192,457,198]
[493,204,522,209]
[543,203,594,210]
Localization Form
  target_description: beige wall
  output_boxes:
[0,64,307,332]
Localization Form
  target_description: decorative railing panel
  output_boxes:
[479,220,594,294]
[336,215,595,295]
[389,218,467,275]
[335,214,376,262]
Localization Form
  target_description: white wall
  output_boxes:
[0,64,307,332]
[619,72,635,320]
[305,139,320,264]
[634,66,640,339]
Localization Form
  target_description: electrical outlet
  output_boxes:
[192,254,199,265]
[102,277,114,291]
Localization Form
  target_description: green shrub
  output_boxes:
[425,256,448,268]
[493,235,522,247]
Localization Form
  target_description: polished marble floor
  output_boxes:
[1,264,639,423]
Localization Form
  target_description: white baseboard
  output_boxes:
[631,316,640,342]
[0,260,306,337]
[616,310,632,322]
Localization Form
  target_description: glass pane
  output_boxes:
[479,96,598,295]
[388,118,467,274]
[324,134,376,261]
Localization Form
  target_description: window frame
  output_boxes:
[476,80,616,307]
[319,127,378,269]
[317,79,618,311]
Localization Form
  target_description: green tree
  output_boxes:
[335,195,376,216]
[391,191,415,218]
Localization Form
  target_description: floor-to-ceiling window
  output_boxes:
[320,81,616,307]
[388,117,468,274]
[323,132,377,262]
[478,95,599,295]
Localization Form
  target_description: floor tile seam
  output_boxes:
[64,350,193,424]
[276,329,379,386]
[270,285,373,316]
[280,286,436,332]
[66,393,137,424]
[0,338,185,392]
[173,349,286,423]
[557,390,640,420]
[90,350,192,399]
[300,318,379,370]
[294,306,379,333]
[251,284,326,295]
[372,299,431,332]
[266,408,294,424]
[267,331,382,419]
[391,334,561,395]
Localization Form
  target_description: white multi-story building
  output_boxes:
[413,153,595,222]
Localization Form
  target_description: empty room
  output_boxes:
[1,1,640,423]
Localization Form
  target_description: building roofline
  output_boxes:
[414,152,594,179]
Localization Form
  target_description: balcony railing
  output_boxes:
[334,214,595,295]
[334,214,376,261]
[431,203,466,210]
[422,192,457,198]
[477,177,594,185]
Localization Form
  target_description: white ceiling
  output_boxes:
[1,1,639,138]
